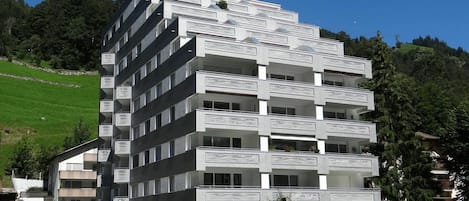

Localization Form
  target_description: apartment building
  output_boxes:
[48,140,98,201]
[98,0,380,201]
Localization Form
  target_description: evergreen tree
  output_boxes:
[362,32,436,201]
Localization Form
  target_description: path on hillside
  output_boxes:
[0,73,80,88]
[0,57,98,76]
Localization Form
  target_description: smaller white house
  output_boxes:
[47,140,98,201]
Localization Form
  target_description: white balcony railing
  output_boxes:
[116,86,132,99]
[195,36,371,78]
[59,188,96,198]
[115,113,131,127]
[99,125,113,137]
[195,109,376,142]
[114,168,130,183]
[114,141,130,155]
[101,53,115,65]
[196,187,381,201]
[98,149,111,162]
[101,77,115,89]
[196,147,379,176]
[196,71,375,110]
[100,101,114,113]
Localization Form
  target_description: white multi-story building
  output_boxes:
[98,0,380,201]
[48,140,98,201]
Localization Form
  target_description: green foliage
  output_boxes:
[63,118,92,149]
[0,0,117,70]
[362,33,436,201]
[35,145,60,179]
[442,102,469,200]
[217,0,228,10]
[5,137,36,178]
[0,61,98,184]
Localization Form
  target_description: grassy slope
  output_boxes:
[398,43,434,54]
[0,61,99,184]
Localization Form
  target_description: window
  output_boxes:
[203,101,240,111]
[127,53,132,66]
[145,150,150,164]
[204,173,213,185]
[134,70,141,85]
[323,80,344,86]
[203,136,240,148]
[326,143,347,153]
[204,173,240,186]
[156,83,162,97]
[127,28,132,40]
[155,179,161,194]
[132,126,140,139]
[215,174,231,185]
[146,61,152,75]
[136,43,142,57]
[169,141,175,157]
[171,39,180,55]
[269,74,294,81]
[132,185,138,198]
[271,106,296,115]
[156,53,161,66]
[144,181,150,196]
[233,174,242,186]
[170,106,175,122]
[324,111,346,119]
[133,98,140,112]
[132,155,139,168]
[146,90,152,105]
[169,176,175,192]
[145,120,151,134]
[170,73,176,89]
[156,114,162,129]
[155,146,161,162]
[273,175,298,186]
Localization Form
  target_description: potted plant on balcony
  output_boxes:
[273,193,292,201]
[216,0,228,10]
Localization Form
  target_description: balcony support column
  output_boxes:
[258,65,267,80]
[261,173,270,189]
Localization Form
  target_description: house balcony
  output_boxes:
[59,170,97,180]
[195,187,381,201]
[177,16,340,55]
[195,147,379,176]
[99,124,113,138]
[58,188,96,198]
[98,149,112,162]
[114,168,130,183]
[195,71,374,110]
[116,86,132,100]
[114,140,131,155]
[195,109,376,142]
[101,76,115,89]
[195,36,371,78]
[115,113,131,127]
[100,100,114,113]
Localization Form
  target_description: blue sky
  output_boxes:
[25,0,469,50]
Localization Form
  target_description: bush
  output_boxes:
[217,0,228,10]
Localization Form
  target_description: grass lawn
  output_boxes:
[0,61,99,186]
[398,43,434,54]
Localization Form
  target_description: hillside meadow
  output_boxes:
[0,61,99,185]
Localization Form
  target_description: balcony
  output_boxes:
[115,113,131,127]
[114,141,130,155]
[196,71,374,110]
[59,170,96,180]
[114,168,130,183]
[98,149,111,162]
[58,188,96,198]
[116,86,132,99]
[196,36,372,78]
[101,76,115,89]
[99,125,113,138]
[196,187,381,201]
[195,109,376,142]
[100,101,114,113]
[113,197,129,201]
[101,53,115,65]
[83,153,97,162]
[195,147,379,176]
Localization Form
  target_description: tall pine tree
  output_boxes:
[363,32,436,201]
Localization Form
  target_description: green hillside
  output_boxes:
[0,61,99,184]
